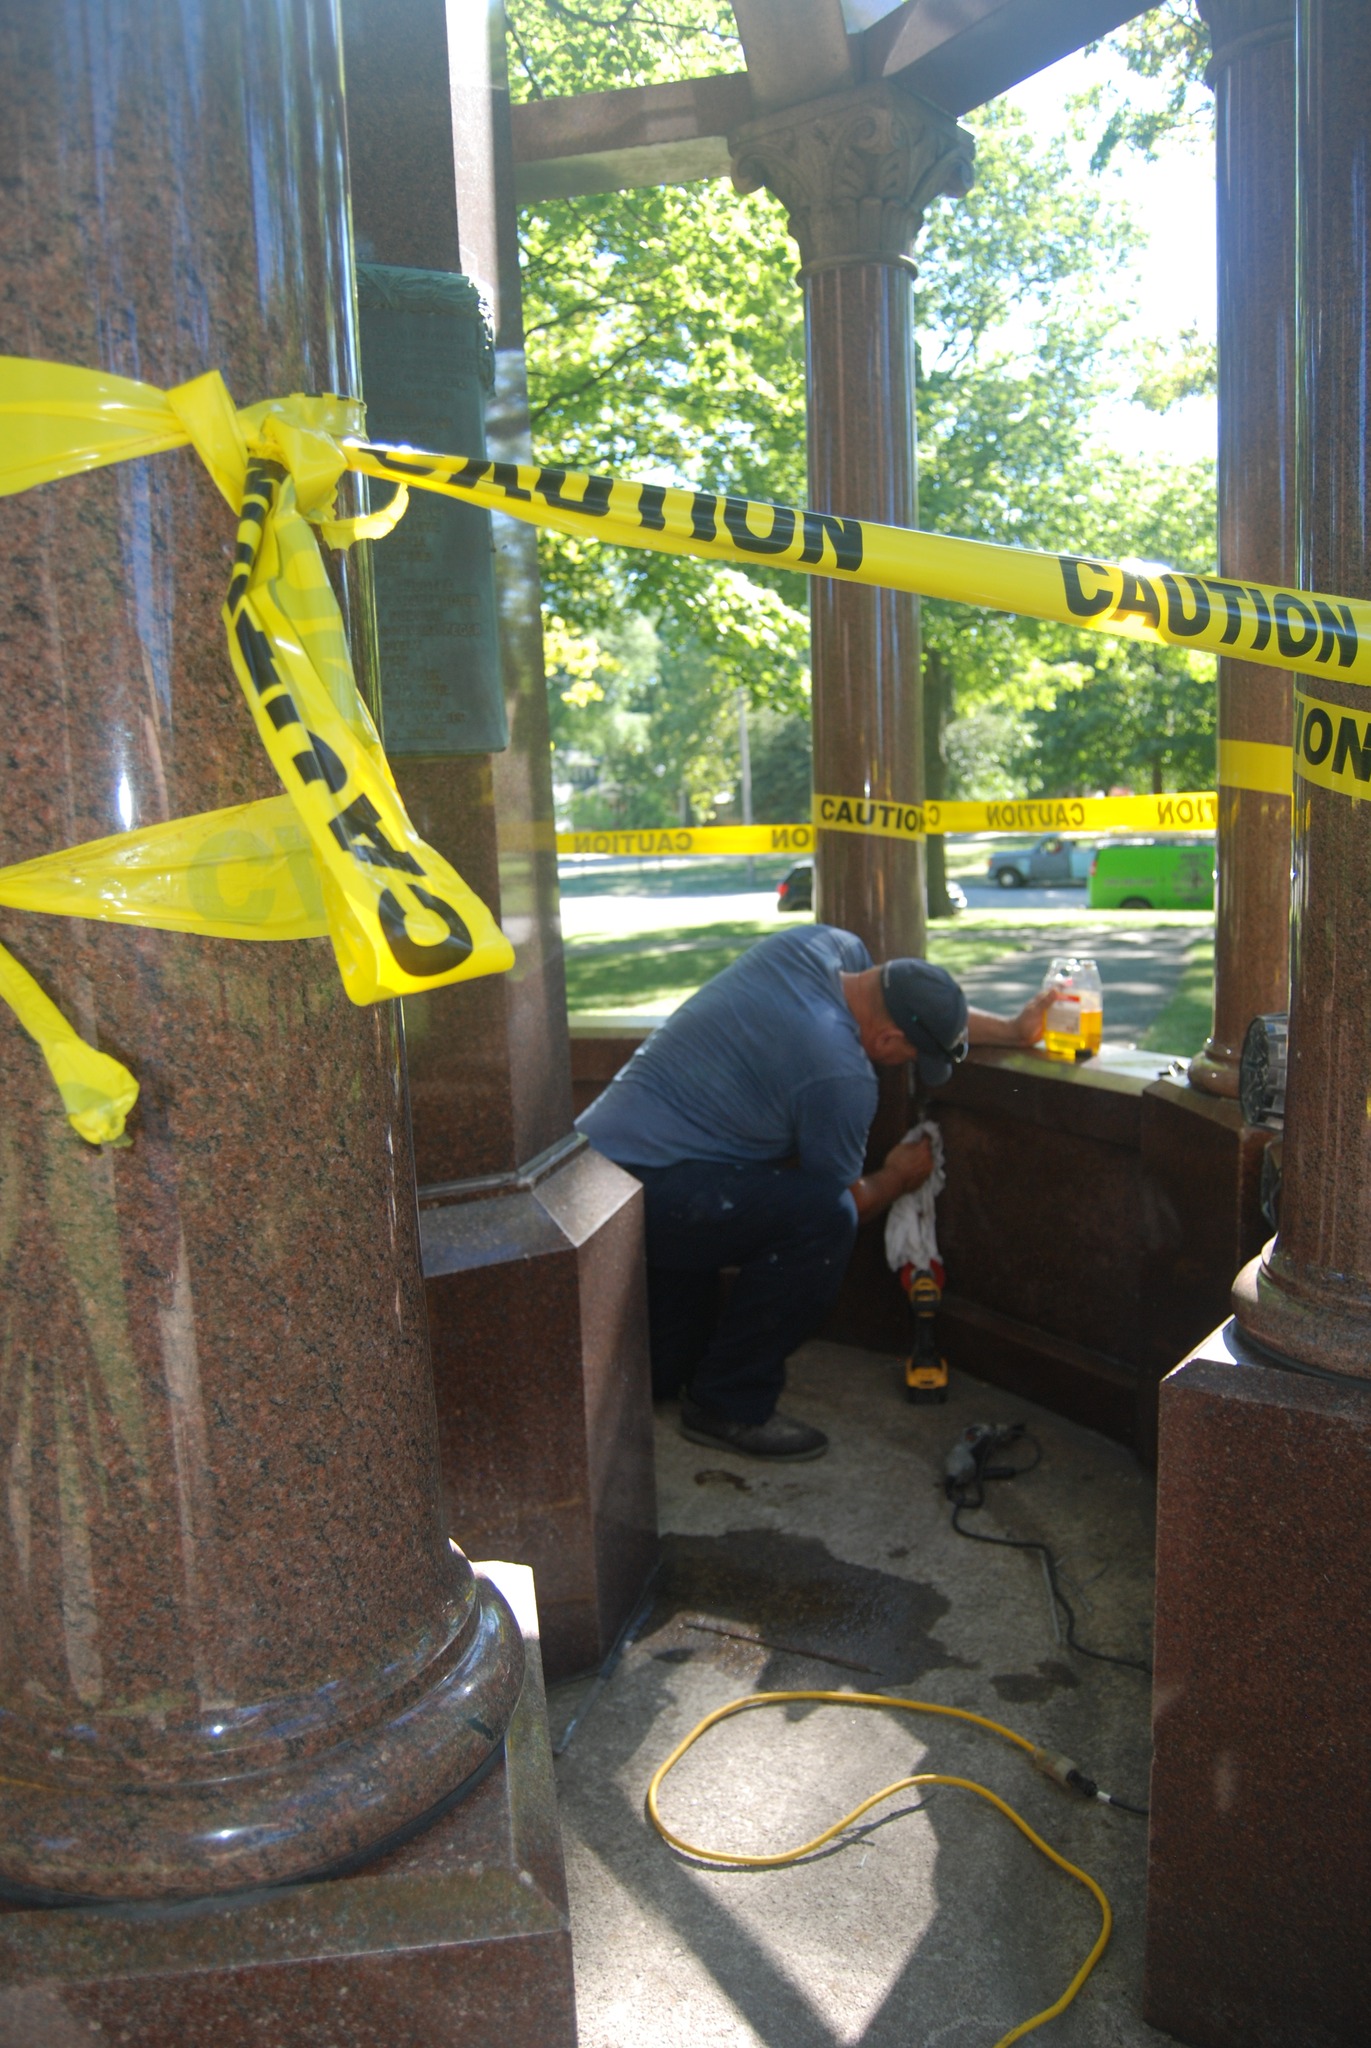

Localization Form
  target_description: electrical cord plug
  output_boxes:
[1033,1748,1099,1800]
[1032,1747,1149,1816]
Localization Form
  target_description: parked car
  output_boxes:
[986,835,1095,889]
[777,858,813,911]
[1088,838,1215,910]
[776,859,966,913]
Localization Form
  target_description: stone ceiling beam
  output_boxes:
[870,0,1145,116]
[511,0,1151,203]
[513,73,751,203]
[729,0,855,112]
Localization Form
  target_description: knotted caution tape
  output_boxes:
[4,356,1354,1142]
[0,358,513,1144]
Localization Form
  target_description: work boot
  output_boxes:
[679,1396,828,1461]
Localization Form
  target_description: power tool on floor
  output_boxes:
[943,1420,1027,1499]
[899,1262,949,1403]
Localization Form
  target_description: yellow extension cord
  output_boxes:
[647,1690,1113,2048]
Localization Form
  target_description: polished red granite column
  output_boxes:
[0,0,521,1904]
[343,0,656,1681]
[1233,0,1371,1374]
[1147,14,1371,2039]
[732,85,973,969]
[1190,0,1296,1097]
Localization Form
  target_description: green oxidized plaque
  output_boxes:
[357,263,508,754]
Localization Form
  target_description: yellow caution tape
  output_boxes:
[1218,739,1294,797]
[1292,687,1371,801]
[0,796,327,939]
[557,824,816,858]
[1,358,1330,1136]
[816,791,1221,839]
[346,442,1371,691]
[0,357,511,1144]
[554,791,1231,855]
[0,943,140,1147]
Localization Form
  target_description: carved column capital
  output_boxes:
[1198,0,1293,77]
[729,81,974,269]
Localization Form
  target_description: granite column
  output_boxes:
[1146,12,1371,2040]
[1133,1,1294,1457]
[731,86,972,972]
[1190,0,1296,1098]
[1232,0,1371,1373]
[342,0,656,1682]
[0,0,522,1906]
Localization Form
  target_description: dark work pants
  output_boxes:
[634,1160,859,1425]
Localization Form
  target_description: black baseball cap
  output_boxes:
[880,959,969,1087]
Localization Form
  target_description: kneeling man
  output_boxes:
[577,923,1048,1461]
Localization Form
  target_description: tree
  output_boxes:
[1088,0,1212,169]
[513,0,810,755]
[512,1,1220,844]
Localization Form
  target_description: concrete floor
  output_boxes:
[550,1340,1170,2048]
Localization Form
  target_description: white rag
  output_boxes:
[883,1118,946,1273]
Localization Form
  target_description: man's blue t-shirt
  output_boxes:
[577,925,876,1188]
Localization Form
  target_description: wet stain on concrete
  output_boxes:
[652,1528,972,1685]
[990,1659,1081,1703]
[693,1468,752,1491]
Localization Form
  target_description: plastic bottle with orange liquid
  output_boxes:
[1042,956,1102,1060]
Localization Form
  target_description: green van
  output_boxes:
[1088,838,1215,910]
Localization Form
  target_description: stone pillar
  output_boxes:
[1147,16,1371,2039]
[730,84,973,975]
[1232,0,1371,1373]
[0,0,522,1905]
[342,0,656,1682]
[1144,1325,1371,2045]
[1190,0,1296,1097]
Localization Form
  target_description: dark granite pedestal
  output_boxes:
[422,1146,656,1680]
[1144,1323,1371,2047]
[0,1565,574,2048]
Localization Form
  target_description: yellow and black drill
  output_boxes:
[899,1262,949,1404]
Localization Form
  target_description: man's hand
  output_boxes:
[850,1134,935,1222]
[884,1134,935,1194]
[967,991,1053,1049]
[1010,989,1053,1046]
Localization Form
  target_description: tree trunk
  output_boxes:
[924,646,956,919]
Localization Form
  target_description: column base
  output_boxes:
[1187,1037,1241,1099]
[1233,1246,1371,1381]
[0,1564,573,2048]
[422,1144,658,1681]
[1145,1325,1371,2046]
[0,1558,524,1905]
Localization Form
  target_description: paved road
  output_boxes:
[957,879,1093,912]
[560,882,1200,1050]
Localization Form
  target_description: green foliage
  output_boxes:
[507,0,739,99]
[1088,1,1212,169]
[748,708,812,823]
[1139,934,1215,1054]
[512,0,1220,817]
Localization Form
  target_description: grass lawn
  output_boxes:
[563,905,1214,1017]
[564,918,780,1013]
[1139,935,1216,1053]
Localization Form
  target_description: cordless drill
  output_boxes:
[899,1262,949,1404]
